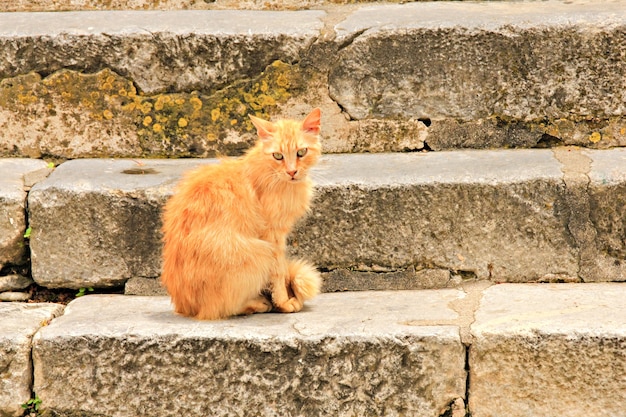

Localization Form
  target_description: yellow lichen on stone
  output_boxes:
[589,132,602,143]
[190,97,203,112]
[211,108,221,122]
[0,60,305,158]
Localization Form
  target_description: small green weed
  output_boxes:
[21,396,42,414]
[76,287,94,297]
[23,227,32,239]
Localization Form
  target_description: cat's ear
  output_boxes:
[302,108,321,135]
[249,114,275,141]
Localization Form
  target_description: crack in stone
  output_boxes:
[449,280,492,347]
[335,27,369,51]
[552,147,595,281]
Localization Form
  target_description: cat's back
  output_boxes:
[165,157,256,219]
[177,158,245,194]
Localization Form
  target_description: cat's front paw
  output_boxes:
[239,296,273,316]
[274,297,304,313]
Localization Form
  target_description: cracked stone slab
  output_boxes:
[584,148,626,281]
[329,1,626,145]
[0,10,324,94]
[0,159,50,270]
[331,1,626,120]
[470,283,626,417]
[33,291,466,417]
[553,147,626,283]
[0,302,64,417]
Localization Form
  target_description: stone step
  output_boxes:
[0,302,64,417]
[1,1,625,160]
[0,159,52,272]
[11,283,621,416]
[21,148,626,292]
[3,0,532,12]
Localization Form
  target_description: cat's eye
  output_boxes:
[272,152,284,160]
[297,148,308,158]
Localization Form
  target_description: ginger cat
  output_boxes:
[161,109,323,320]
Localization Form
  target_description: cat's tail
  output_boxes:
[288,259,322,302]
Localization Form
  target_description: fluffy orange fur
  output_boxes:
[161,109,323,320]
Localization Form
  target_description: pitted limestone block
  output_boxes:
[0,159,50,270]
[0,63,307,159]
[0,302,64,417]
[33,291,466,417]
[29,149,595,289]
[293,149,578,282]
[0,10,324,94]
[0,275,33,292]
[470,283,626,417]
[330,1,626,148]
[322,267,452,293]
[582,148,626,281]
[28,159,214,288]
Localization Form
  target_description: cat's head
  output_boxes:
[249,108,321,182]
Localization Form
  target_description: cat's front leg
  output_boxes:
[270,255,304,313]
[266,234,304,313]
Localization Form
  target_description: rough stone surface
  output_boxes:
[33,291,466,417]
[323,266,454,292]
[20,150,567,288]
[0,0,501,12]
[0,302,64,417]
[28,159,213,288]
[0,10,324,94]
[124,277,167,296]
[0,292,31,302]
[0,10,324,159]
[470,283,626,417]
[330,1,626,148]
[28,148,626,289]
[1,4,626,159]
[0,275,33,292]
[583,148,626,281]
[0,159,50,270]
[298,149,578,281]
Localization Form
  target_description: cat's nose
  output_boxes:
[287,170,298,178]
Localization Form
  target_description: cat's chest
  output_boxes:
[257,185,310,228]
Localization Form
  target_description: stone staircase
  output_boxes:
[1,1,626,416]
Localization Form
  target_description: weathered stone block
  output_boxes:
[0,159,50,270]
[330,2,626,148]
[28,159,212,288]
[0,275,33,292]
[295,149,578,282]
[124,277,167,296]
[470,283,626,417]
[0,10,324,94]
[0,303,64,417]
[27,149,626,289]
[322,266,453,292]
[33,291,466,417]
[28,150,587,289]
[584,149,626,281]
